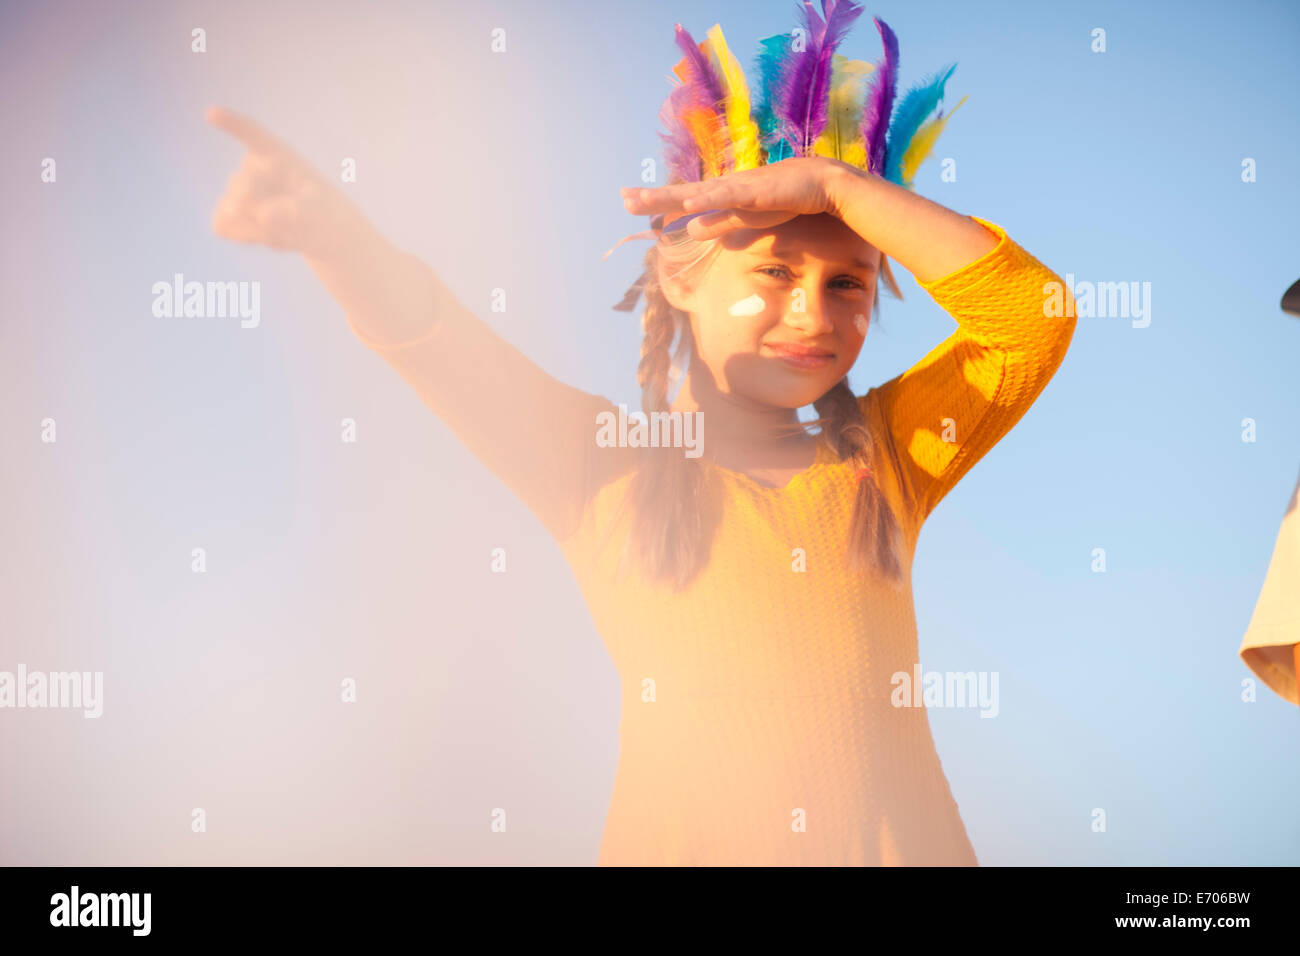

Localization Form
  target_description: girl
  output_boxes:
[206,7,1077,865]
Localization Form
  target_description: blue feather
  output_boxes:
[883,63,957,184]
[753,33,795,162]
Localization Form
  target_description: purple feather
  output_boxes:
[657,82,701,183]
[804,0,827,50]
[673,23,725,111]
[804,0,864,151]
[773,0,864,156]
[861,16,899,176]
[770,5,819,154]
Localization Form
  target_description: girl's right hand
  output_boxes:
[206,106,371,262]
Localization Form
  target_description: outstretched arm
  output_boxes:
[207,107,623,541]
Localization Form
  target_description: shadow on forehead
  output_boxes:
[721,214,879,266]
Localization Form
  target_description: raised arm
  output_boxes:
[818,165,1077,519]
[862,215,1077,520]
[206,107,619,541]
[331,246,620,541]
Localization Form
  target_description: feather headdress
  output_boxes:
[670,5,963,189]
[609,5,966,306]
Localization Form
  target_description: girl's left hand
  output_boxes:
[620,155,858,240]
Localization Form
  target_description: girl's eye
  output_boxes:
[756,266,865,292]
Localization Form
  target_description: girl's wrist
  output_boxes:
[302,198,386,267]
[822,160,877,221]
[304,217,442,348]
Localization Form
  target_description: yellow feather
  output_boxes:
[899,94,968,186]
[812,54,875,169]
[682,106,728,180]
[704,24,763,172]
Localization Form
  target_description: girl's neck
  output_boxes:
[670,367,816,470]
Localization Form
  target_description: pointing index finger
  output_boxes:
[206,106,294,157]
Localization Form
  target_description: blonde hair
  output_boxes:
[621,225,910,591]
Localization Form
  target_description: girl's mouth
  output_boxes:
[763,341,835,370]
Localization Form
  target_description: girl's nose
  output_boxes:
[782,290,836,336]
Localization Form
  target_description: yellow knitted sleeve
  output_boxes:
[867,217,1078,521]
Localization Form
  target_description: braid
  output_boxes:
[624,245,712,592]
[813,378,906,583]
[635,267,676,412]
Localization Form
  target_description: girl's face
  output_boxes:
[666,213,882,410]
